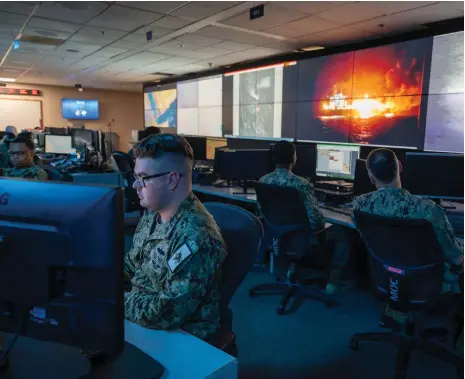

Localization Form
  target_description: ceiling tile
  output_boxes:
[66,56,109,70]
[133,25,176,37]
[169,63,210,74]
[68,26,127,45]
[0,11,28,26]
[123,51,171,63]
[263,25,307,39]
[210,40,256,52]
[118,2,188,14]
[109,39,146,50]
[197,26,282,46]
[376,2,464,25]
[22,26,73,40]
[34,2,109,24]
[277,15,342,34]
[0,2,38,15]
[87,5,163,32]
[317,1,435,25]
[170,2,240,20]
[199,50,258,66]
[174,33,223,47]
[282,1,351,15]
[150,15,193,29]
[222,3,308,31]
[160,40,204,51]
[35,56,79,69]
[295,26,376,47]
[54,41,101,55]
[92,46,129,58]
[354,15,426,36]
[27,17,83,33]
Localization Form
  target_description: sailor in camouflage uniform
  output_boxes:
[1,135,47,180]
[124,133,227,340]
[353,148,463,294]
[0,126,17,169]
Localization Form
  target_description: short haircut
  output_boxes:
[10,136,35,151]
[133,133,193,161]
[273,140,296,165]
[366,148,398,184]
[144,126,161,137]
[17,131,33,141]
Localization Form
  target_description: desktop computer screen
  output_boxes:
[184,136,207,161]
[218,149,273,181]
[0,179,124,356]
[206,138,227,160]
[293,144,316,179]
[45,135,75,154]
[45,127,68,136]
[403,152,464,200]
[71,128,94,150]
[316,144,360,180]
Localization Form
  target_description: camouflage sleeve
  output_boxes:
[430,205,463,264]
[301,181,325,231]
[36,169,48,181]
[124,212,149,278]
[124,237,221,330]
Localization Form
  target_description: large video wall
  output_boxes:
[143,31,464,153]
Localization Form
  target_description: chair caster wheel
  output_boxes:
[349,340,359,351]
[248,289,256,297]
[276,306,285,315]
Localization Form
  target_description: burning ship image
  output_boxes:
[298,38,432,147]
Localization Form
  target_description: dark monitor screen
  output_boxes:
[0,179,124,356]
[293,144,316,179]
[218,149,273,181]
[353,159,376,197]
[71,128,94,150]
[45,127,68,136]
[184,136,207,161]
[403,152,464,199]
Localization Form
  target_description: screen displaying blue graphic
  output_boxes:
[62,99,100,120]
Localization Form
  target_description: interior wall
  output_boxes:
[0,83,144,151]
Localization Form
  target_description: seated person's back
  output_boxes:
[1,135,48,181]
[124,133,227,340]
[259,140,325,232]
[353,148,463,294]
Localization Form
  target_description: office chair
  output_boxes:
[39,165,73,182]
[204,202,263,357]
[112,151,142,215]
[351,211,463,379]
[249,182,335,315]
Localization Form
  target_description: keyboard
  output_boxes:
[320,203,353,216]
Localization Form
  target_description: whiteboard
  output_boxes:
[0,99,42,130]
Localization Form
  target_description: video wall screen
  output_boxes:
[144,89,177,128]
[296,38,432,149]
[177,75,223,137]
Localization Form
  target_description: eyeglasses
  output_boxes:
[132,171,183,187]
[8,150,29,157]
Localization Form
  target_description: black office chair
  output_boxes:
[351,211,463,379]
[249,182,335,314]
[39,165,73,182]
[112,152,142,215]
[203,202,263,357]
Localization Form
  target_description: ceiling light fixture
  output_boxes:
[224,61,296,76]
[75,83,83,92]
[0,77,16,82]
[301,46,325,52]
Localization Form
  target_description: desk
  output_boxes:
[192,184,354,229]
[3,321,237,379]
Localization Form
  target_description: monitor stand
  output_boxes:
[232,180,255,195]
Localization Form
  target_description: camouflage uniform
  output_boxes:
[259,168,325,232]
[353,187,463,293]
[124,192,228,340]
[2,165,48,181]
[0,142,9,169]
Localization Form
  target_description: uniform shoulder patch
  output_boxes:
[168,244,194,273]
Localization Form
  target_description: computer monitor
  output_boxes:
[293,144,316,179]
[206,138,227,161]
[403,152,464,200]
[45,127,68,136]
[316,144,360,180]
[184,136,207,161]
[353,159,376,197]
[217,149,273,193]
[0,179,124,356]
[71,128,94,150]
[45,135,75,154]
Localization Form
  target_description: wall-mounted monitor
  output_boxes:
[144,89,177,128]
[62,99,99,120]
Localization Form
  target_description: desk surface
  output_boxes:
[3,321,237,379]
[193,184,354,228]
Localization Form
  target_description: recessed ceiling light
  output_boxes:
[301,46,325,52]
[0,77,16,82]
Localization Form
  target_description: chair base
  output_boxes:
[350,332,463,379]
[249,281,336,315]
